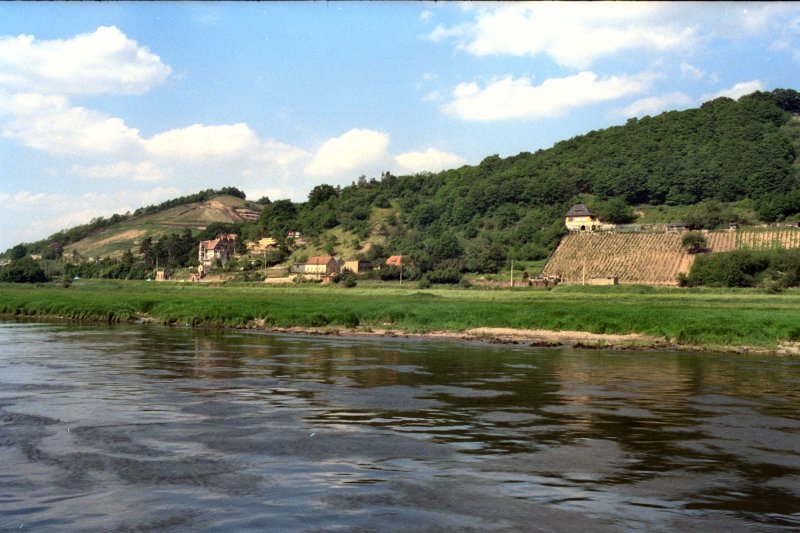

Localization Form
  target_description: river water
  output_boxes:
[0,321,798,532]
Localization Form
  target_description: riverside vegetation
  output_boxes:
[1,281,798,352]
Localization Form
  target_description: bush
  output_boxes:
[682,231,708,253]
[426,268,462,284]
[338,269,357,288]
[682,249,800,288]
[417,277,432,289]
[0,258,48,283]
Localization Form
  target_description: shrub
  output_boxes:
[426,268,462,284]
[338,269,357,288]
[682,231,708,253]
[0,258,48,283]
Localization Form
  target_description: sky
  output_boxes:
[2,1,800,252]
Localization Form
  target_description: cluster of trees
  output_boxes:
[0,258,48,283]
[4,89,800,281]
[678,249,800,289]
[64,252,152,281]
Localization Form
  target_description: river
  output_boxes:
[0,321,798,531]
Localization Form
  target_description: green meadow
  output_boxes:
[1,280,798,351]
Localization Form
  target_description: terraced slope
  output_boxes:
[542,229,800,285]
[63,195,262,259]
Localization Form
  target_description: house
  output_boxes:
[247,237,277,253]
[385,255,404,267]
[155,269,169,282]
[304,256,339,279]
[565,204,598,232]
[198,233,237,268]
[665,223,691,233]
[286,230,306,246]
[343,260,372,274]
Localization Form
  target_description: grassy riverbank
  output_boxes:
[1,281,799,352]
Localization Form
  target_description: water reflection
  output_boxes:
[0,321,798,531]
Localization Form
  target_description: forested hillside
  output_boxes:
[258,89,800,272]
[5,89,800,279]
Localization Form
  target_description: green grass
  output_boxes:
[1,280,798,350]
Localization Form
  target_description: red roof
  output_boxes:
[386,255,403,266]
[307,256,334,265]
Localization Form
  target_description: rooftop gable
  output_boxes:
[565,204,595,217]
[307,255,334,265]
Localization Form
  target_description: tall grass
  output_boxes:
[0,281,798,349]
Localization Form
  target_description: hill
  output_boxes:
[542,228,800,285]
[4,89,800,282]
[62,195,262,260]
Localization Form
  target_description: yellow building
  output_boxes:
[304,256,340,279]
[565,204,598,232]
[247,237,277,253]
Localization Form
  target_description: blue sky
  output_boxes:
[2,2,800,251]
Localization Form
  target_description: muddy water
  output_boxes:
[0,321,798,532]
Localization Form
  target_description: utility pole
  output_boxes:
[510,259,514,288]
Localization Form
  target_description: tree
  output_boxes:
[596,197,636,224]
[0,258,48,283]
[323,235,338,256]
[682,231,708,253]
[218,186,246,199]
[121,249,135,265]
[260,199,298,238]
[139,237,154,266]
[10,244,27,260]
[307,184,338,208]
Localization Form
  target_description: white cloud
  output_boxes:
[419,10,434,22]
[0,191,47,205]
[443,71,657,121]
[0,26,171,95]
[144,123,261,160]
[395,148,465,174]
[431,4,696,69]
[75,161,169,183]
[620,92,692,117]
[252,140,309,166]
[305,128,390,177]
[422,90,441,103]
[704,80,764,101]
[680,62,706,80]
[0,93,142,155]
[0,187,180,249]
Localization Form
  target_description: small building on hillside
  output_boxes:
[199,233,237,268]
[665,223,691,233]
[343,260,372,274]
[565,204,598,232]
[247,237,277,253]
[155,269,169,282]
[304,256,339,279]
[385,255,404,267]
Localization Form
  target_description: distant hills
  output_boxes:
[6,89,800,278]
